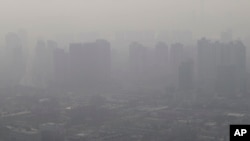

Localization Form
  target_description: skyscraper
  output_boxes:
[170,43,184,87]
[32,40,54,88]
[154,42,169,88]
[69,40,111,92]
[5,32,25,87]
[129,42,148,88]
[215,41,246,96]
[197,38,217,94]
[53,48,69,88]
[178,59,194,91]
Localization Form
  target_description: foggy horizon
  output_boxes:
[0,0,249,39]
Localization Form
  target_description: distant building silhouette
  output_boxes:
[129,42,148,76]
[69,40,111,92]
[197,38,247,97]
[170,43,184,88]
[153,42,169,88]
[4,32,25,87]
[178,59,194,91]
[32,40,54,88]
[215,41,246,96]
[53,48,69,88]
[197,38,217,94]
[129,42,148,89]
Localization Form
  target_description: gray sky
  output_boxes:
[0,0,249,38]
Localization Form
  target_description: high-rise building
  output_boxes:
[69,40,111,92]
[178,59,194,91]
[32,40,54,88]
[215,41,246,96]
[170,43,184,87]
[53,48,69,88]
[129,42,148,88]
[153,42,169,88]
[5,32,25,87]
[129,42,148,76]
[197,38,247,97]
[197,38,217,93]
[69,43,87,89]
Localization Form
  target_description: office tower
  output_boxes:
[129,42,148,76]
[234,41,247,95]
[197,38,217,93]
[95,39,112,80]
[47,40,58,82]
[178,60,194,91]
[129,42,148,88]
[215,41,246,96]
[17,29,29,65]
[114,31,130,73]
[33,40,54,88]
[91,39,112,91]
[69,40,111,92]
[69,43,86,89]
[154,42,169,88]
[53,48,69,88]
[5,32,25,87]
[169,43,184,87]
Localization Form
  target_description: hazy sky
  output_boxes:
[0,0,249,38]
